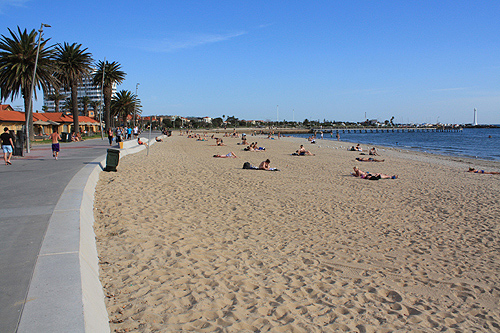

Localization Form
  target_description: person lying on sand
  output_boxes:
[259,159,279,171]
[356,157,384,162]
[468,167,500,175]
[213,152,238,158]
[293,145,315,156]
[244,142,265,151]
[352,166,397,180]
[216,138,225,146]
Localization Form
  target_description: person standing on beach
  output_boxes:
[49,129,62,160]
[1,127,14,165]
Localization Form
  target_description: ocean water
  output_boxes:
[291,128,500,161]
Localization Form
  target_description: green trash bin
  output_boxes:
[104,148,120,172]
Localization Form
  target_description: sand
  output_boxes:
[94,132,500,332]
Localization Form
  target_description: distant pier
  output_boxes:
[311,127,463,134]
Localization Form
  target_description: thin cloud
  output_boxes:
[339,88,391,95]
[432,87,468,92]
[0,0,28,12]
[257,23,275,29]
[138,31,247,53]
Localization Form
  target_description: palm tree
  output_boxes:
[92,60,126,131]
[90,100,100,119]
[47,89,66,112]
[0,27,58,141]
[111,89,140,124]
[62,96,73,113]
[111,90,141,121]
[55,42,93,134]
[81,96,91,117]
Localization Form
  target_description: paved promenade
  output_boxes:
[0,136,117,332]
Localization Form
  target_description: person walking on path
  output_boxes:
[1,127,14,165]
[107,128,114,146]
[49,129,62,160]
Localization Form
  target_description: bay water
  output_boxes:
[291,127,500,161]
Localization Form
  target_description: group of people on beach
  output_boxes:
[178,131,500,177]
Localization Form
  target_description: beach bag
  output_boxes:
[243,162,252,169]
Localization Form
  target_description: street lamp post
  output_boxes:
[99,57,106,139]
[26,23,50,154]
[134,83,140,127]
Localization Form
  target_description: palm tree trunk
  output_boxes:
[104,85,112,131]
[71,82,79,134]
[23,88,34,142]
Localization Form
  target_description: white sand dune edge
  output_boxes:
[94,133,500,332]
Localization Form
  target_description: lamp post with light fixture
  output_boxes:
[134,83,140,126]
[26,23,51,154]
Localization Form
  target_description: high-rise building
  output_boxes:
[43,71,117,117]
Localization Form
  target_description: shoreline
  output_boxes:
[94,133,500,332]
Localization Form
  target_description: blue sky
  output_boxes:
[1,0,499,124]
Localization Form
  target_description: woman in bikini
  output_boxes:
[352,166,397,179]
[468,167,500,175]
[213,152,238,158]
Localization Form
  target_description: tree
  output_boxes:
[303,119,310,126]
[81,96,91,117]
[92,60,126,131]
[111,90,140,124]
[90,100,100,119]
[62,96,73,113]
[174,117,182,128]
[226,115,238,127]
[0,27,58,141]
[55,42,93,134]
[47,89,66,112]
[212,117,223,128]
[162,118,173,128]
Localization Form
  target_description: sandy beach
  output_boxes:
[94,132,500,332]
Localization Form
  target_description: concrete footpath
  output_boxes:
[0,133,161,333]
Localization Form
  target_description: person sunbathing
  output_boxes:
[294,145,315,156]
[253,142,265,150]
[468,167,500,174]
[213,152,238,158]
[356,157,384,162]
[137,138,148,146]
[352,166,397,179]
[369,147,379,155]
[259,159,279,171]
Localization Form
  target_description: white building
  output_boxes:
[43,71,116,115]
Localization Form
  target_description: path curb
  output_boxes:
[17,136,162,332]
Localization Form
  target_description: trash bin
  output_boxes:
[13,130,24,156]
[104,148,120,172]
[61,132,70,142]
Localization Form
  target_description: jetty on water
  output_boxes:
[312,126,463,134]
